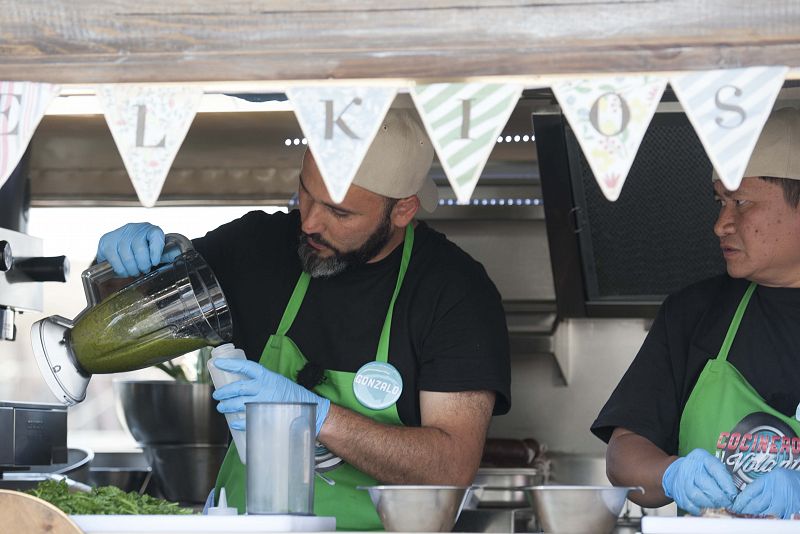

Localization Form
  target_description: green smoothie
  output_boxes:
[70,285,209,374]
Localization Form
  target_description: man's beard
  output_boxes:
[297,208,395,278]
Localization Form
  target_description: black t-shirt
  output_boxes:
[591,274,800,455]
[193,210,511,426]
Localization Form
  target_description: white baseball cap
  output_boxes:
[713,107,800,182]
[351,107,438,212]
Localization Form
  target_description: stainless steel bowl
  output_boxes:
[471,468,544,508]
[0,447,95,492]
[525,485,643,534]
[87,451,153,494]
[358,485,474,532]
[113,380,228,445]
[28,446,94,482]
[144,443,227,504]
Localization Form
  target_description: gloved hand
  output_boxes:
[731,468,800,519]
[661,448,738,516]
[212,358,331,436]
[97,223,165,277]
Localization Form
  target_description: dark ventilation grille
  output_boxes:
[566,113,726,301]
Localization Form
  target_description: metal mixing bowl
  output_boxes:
[113,380,228,445]
[524,485,643,534]
[358,485,475,532]
[470,468,545,508]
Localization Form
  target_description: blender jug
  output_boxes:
[31,234,232,406]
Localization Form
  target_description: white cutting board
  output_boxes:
[71,514,336,533]
[642,515,800,533]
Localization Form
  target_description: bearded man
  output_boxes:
[95,107,511,528]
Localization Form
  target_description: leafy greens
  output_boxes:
[26,480,195,515]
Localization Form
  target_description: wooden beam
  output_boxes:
[1,1,799,84]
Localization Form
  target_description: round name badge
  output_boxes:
[353,361,403,410]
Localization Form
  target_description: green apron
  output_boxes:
[214,224,414,530]
[679,282,800,490]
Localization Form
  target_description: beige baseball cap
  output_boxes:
[351,107,438,212]
[713,107,800,182]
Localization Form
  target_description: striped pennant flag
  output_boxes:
[0,82,60,191]
[553,75,667,202]
[670,66,788,191]
[287,86,398,203]
[411,83,522,204]
[97,85,203,208]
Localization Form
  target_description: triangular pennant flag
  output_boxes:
[670,66,788,191]
[287,86,398,203]
[553,75,667,201]
[0,82,60,191]
[97,85,203,207]
[411,83,522,204]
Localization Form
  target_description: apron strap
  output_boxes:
[376,224,414,363]
[276,271,311,336]
[276,224,415,345]
[717,281,757,362]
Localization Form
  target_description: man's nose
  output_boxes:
[713,204,735,237]
[301,201,325,235]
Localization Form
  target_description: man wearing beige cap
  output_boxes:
[95,107,511,528]
[592,107,800,519]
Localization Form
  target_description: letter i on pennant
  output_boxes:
[411,83,522,205]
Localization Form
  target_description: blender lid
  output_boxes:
[30,316,89,406]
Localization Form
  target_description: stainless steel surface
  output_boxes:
[426,219,553,302]
[359,485,474,532]
[525,485,642,534]
[471,468,545,508]
[30,315,88,406]
[114,380,228,445]
[0,401,67,469]
[87,451,153,494]
[0,307,14,341]
[544,452,609,485]
[144,444,227,504]
[0,228,43,312]
[0,447,94,491]
[454,508,535,533]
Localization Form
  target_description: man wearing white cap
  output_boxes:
[592,107,800,519]
[95,106,511,528]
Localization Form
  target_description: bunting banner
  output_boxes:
[0,82,60,191]
[286,86,398,203]
[670,66,788,191]
[97,85,203,207]
[411,83,522,204]
[553,76,667,201]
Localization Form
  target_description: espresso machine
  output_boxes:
[0,155,72,475]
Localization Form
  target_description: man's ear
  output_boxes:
[391,196,420,227]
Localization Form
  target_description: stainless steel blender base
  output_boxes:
[30,316,89,406]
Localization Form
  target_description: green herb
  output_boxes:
[26,480,195,515]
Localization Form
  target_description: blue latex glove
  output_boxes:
[97,223,165,277]
[661,448,738,516]
[212,358,331,436]
[731,468,800,519]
